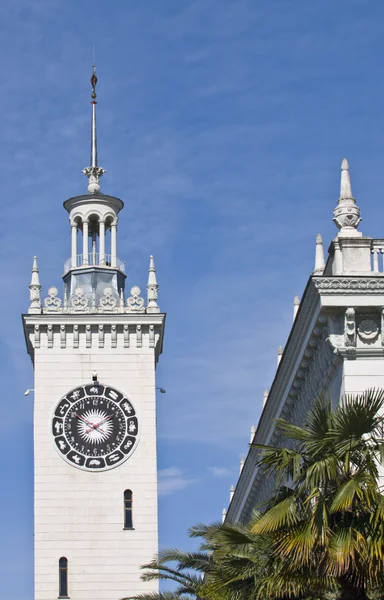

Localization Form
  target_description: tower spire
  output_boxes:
[333,159,361,237]
[314,233,325,274]
[83,64,106,194]
[28,256,42,314]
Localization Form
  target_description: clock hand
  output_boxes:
[85,414,113,434]
[74,412,94,428]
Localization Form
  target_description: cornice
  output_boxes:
[227,276,323,521]
[22,314,166,366]
[314,276,384,294]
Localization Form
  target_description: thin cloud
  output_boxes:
[158,467,199,496]
[207,467,234,478]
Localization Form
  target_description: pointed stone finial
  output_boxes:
[146,255,160,313]
[277,346,283,365]
[333,159,361,236]
[313,233,326,275]
[230,485,235,502]
[293,295,300,320]
[263,389,269,406]
[83,64,106,194]
[250,424,256,444]
[28,256,42,314]
[239,456,245,474]
[340,159,352,199]
[222,508,227,523]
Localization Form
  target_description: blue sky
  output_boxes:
[1,0,384,597]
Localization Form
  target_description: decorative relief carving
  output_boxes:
[86,325,92,348]
[242,316,339,517]
[123,324,129,348]
[60,325,66,348]
[44,287,62,312]
[136,324,142,348]
[47,325,53,348]
[99,287,117,312]
[344,308,356,353]
[70,288,89,313]
[98,325,104,348]
[73,325,79,349]
[314,278,384,294]
[357,319,379,342]
[34,325,40,348]
[149,324,155,348]
[382,310,384,347]
[126,286,145,313]
[111,325,117,348]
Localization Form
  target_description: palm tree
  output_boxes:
[251,389,384,600]
[123,548,211,600]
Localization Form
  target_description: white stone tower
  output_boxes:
[22,66,165,600]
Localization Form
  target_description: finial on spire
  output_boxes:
[314,233,326,275]
[83,64,106,194]
[222,508,227,523]
[239,456,245,474]
[333,158,361,237]
[146,255,160,313]
[277,345,283,365]
[28,256,42,314]
[263,389,269,406]
[293,295,300,321]
[340,159,352,199]
[250,424,256,444]
[230,485,235,502]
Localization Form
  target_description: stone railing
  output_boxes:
[64,254,125,274]
[371,240,384,273]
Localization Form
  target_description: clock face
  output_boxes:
[52,383,139,471]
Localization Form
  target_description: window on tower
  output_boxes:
[59,557,69,598]
[124,490,133,529]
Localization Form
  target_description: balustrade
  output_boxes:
[64,254,125,274]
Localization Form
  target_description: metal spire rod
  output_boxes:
[90,64,98,168]
[83,64,105,194]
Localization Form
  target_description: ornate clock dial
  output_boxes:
[52,383,139,471]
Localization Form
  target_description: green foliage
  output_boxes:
[128,390,384,600]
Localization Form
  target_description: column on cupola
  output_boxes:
[82,220,89,265]
[71,224,77,268]
[111,222,117,267]
[92,226,97,266]
[99,219,106,265]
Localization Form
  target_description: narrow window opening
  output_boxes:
[124,489,133,529]
[59,557,69,598]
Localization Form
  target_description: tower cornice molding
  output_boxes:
[64,193,124,215]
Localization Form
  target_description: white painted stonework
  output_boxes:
[23,315,164,600]
[23,69,165,600]
[226,159,384,524]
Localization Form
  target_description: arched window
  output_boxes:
[124,490,133,529]
[59,557,69,598]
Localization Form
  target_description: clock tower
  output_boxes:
[22,66,165,600]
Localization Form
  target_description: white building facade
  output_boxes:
[227,158,384,523]
[22,67,165,600]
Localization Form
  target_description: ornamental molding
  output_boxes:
[126,286,145,313]
[357,319,379,342]
[238,317,339,517]
[44,287,62,312]
[228,302,384,523]
[41,284,157,314]
[313,277,384,294]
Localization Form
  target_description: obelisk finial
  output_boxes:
[146,255,160,313]
[333,159,361,236]
[83,64,106,194]
[314,233,325,275]
[28,256,42,314]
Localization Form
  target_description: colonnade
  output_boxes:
[71,217,117,269]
